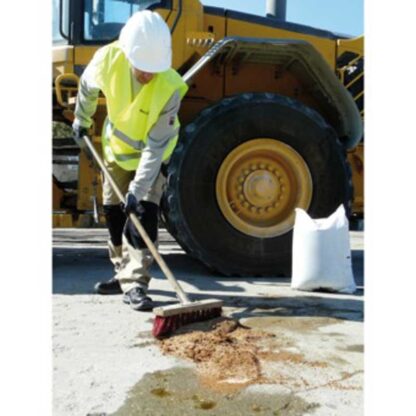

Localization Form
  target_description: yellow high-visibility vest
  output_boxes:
[95,41,188,171]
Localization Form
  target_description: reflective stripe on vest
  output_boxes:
[109,121,146,151]
[95,41,188,171]
[102,119,142,164]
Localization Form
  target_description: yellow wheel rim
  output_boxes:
[216,139,313,238]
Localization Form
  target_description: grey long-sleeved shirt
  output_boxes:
[73,47,181,202]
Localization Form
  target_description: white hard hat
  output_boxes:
[119,10,172,73]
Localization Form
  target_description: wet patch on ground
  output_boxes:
[111,314,361,415]
[110,367,318,416]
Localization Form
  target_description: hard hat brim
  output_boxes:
[128,52,172,73]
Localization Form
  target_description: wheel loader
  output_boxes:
[53,0,364,276]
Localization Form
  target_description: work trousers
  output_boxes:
[102,159,165,293]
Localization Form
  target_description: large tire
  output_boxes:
[162,93,352,276]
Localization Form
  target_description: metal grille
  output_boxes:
[337,52,364,119]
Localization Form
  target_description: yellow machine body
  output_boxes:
[53,0,363,273]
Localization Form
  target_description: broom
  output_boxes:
[82,135,223,338]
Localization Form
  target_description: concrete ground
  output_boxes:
[53,229,364,416]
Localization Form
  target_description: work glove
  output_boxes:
[73,125,93,161]
[123,192,145,217]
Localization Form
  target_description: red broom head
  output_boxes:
[152,307,222,338]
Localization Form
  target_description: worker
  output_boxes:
[72,10,188,311]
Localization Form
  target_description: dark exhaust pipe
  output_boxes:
[266,0,287,20]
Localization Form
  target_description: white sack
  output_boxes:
[291,205,356,294]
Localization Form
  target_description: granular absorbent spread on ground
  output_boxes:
[159,318,275,392]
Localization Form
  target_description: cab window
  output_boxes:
[53,0,69,44]
[83,0,166,41]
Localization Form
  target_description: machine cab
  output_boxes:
[53,0,173,46]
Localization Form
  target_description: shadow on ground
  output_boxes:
[53,247,363,294]
[53,246,363,323]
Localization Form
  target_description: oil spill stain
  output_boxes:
[110,367,318,416]
[159,318,269,393]
[243,316,340,334]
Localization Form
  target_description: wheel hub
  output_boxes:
[216,139,313,238]
[243,169,279,207]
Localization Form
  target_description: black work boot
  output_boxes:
[123,287,153,311]
[94,278,122,295]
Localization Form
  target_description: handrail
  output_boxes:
[55,73,79,107]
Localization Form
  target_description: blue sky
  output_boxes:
[200,0,364,37]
